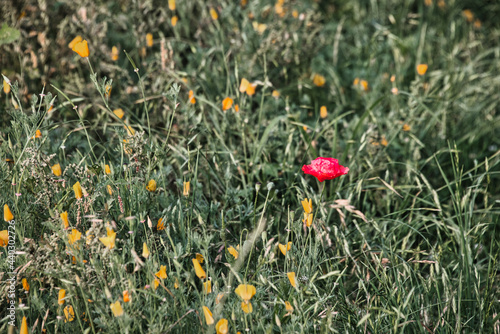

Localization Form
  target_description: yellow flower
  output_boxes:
[252,21,267,34]
[425,0,432,5]
[111,46,119,61]
[216,318,229,334]
[320,106,327,119]
[68,229,82,245]
[301,198,312,214]
[64,305,75,322]
[287,272,297,288]
[228,246,239,259]
[474,19,481,29]
[202,306,214,325]
[52,164,62,176]
[0,230,8,247]
[210,8,218,20]
[403,123,411,132]
[381,136,388,147]
[99,230,116,249]
[146,179,157,192]
[125,124,135,136]
[105,164,111,174]
[146,33,153,47]
[58,289,66,305]
[157,217,165,230]
[171,15,178,26]
[68,35,82,49]
[153,278,160,290]
[222,97,233,111]
[110,300,124,317]
[73,182,83,199]
[192,258,206,279]
[60,211,69,229]
[85,230,94,245]
[246,83,257,96]
[22,278,29,291]
[203,280,212,293]
[113,108,125,119]
[188,90,196,104]
[303,212,313,227]
[196,253,204,263]
[234,104,239,112]
[156,265,168,279]
[123,290,131,303]
[168,0,176,10]
[107,185,113,195]
[105,84,112,97]
[174,277,180,289]
[313,73,326,87]
[462,9,474,22]
[360,80,369,91]
[284,301,293,316]
[272,90,280,98]
[216,293,224,304]
[142,242,150,258]
[239,78,250,93]
[416,64,428,76]
[234,284,256,302]
[241,301,253,313]
[34,129,42,138]
[72,40,89,58]
[3,79,10,94]
[278,241,292,256]
[4,204,14,221]
[292,10,299,18]
[20,316,28,334]
[183,181,190,197]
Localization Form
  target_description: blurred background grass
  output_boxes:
[1,0,499,333]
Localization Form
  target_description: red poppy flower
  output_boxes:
[302,157,349,182]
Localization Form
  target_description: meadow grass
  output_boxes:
[1,0,499,333]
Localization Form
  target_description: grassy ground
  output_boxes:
[1,0,499,333]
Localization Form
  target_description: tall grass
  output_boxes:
[1,0,499,333]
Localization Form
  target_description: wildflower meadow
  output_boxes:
[1,0,499,333]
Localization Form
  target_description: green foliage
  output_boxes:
[0,0,499,333]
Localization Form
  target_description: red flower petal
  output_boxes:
[302,157,349,182]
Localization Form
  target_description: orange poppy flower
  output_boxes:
[60,211,69,229]
[168,0,176,10]
[222,97,233,111]
[4,204,14,221]
[0,230,8,247]
[156,265,168,279]
[313,74,325,87]
[113,108,125,119]
[320,106,327,118]
[72,40,89,58]
[416,64,428,76]
[123,290,131,303]
[287,272,296,288]
[171,15,178,26]
[278,241,292,256]
[111,46,119,61]
[73,182,83,199]
[216,318,229,334]
[202,306,214,325]
[110,301,124,317]
[192,258,206,279]
[146,33,153,47]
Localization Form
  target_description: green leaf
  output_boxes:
[0,23,20,45]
